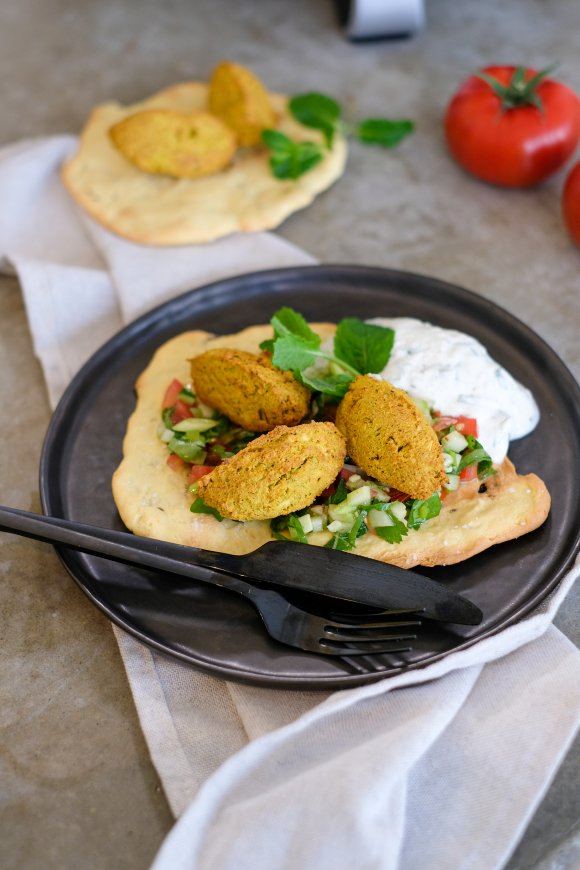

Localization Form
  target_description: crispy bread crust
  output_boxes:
[112,324,550,565]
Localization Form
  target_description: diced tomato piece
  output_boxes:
[171,400,194,424]
[455,416,478,437]
[187,465,214,484]
[460,465,478,482]
[340,468,355,480]
[388,488,410,502]
[162,379,184,409]
[166,454,187,472]
[432,415,458,432]
[319,484,337,499]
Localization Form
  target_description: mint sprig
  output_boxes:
[356,118,415,148]
[262,91,414,180]
[261,130,323,180]
[263,306,395,399]
[289,93,341,148]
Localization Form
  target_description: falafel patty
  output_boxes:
[336,375,446,500]
[190,348,311,432]
[197,422,346,521]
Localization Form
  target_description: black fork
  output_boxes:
[242,585,422,655]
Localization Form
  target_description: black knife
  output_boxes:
[0,506,482,625]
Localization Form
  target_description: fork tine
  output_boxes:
[324,618,422,633]
[324,628,419,643]
[319,641,414,656]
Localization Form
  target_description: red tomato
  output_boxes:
[162,378,183,409]
[166,454,186,472]
[187,465,214,484]
[445,66,580,187]
[171,400,193,424]
[454,416,478,438]
[460,465,478,482]
[563,161,580,245]
[340,468,356,480]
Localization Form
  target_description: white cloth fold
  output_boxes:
[1,136,578,870]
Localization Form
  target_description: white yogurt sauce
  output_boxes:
[366,317,540,464]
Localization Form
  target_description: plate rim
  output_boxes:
[39,264,580,689]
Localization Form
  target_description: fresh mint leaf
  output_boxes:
[262,130,324,180]
[374,515,408,544]
[190,497,223,521]
[299,370,353,399]
[334,318,395,374]
[328,478,348,504]
[457,436,494,479]
[260,307,320,353]
[356,118,414,148]
[289,92,341,148]
[272,334,321,372]
[271,307,320,344]
[407,493,442,531]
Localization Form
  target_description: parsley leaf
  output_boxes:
[262,130,324,180]
[289,92,341,148]
[374,515,409,544]
[328,478,348,504]
[356,119,414,148]
[190,497,223,521]
[457,436,494,479]
[407,493,442,531]
[326,511,367,551]
[334,318,395,374]
[287,515,308,544]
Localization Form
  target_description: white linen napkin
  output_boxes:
[1,136,578,870]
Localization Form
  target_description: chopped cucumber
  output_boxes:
[389,500,407,521]
[309,515,324,533]
[298,514,314,535]
[327,503,353,523]
[160,428,174,443]
[344,486,372,508]
[368,509,394,529]
[173,418,218,433]
[442,430,468,453]
[327,519,352,534]
[445,473,460,491]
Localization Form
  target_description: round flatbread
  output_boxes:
[62,82,347,246]
[112,324,551,567]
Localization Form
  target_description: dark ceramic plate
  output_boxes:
[40,266,580,688]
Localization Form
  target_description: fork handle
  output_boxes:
[0,505,259,600]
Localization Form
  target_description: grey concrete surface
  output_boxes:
[0,0,578,868]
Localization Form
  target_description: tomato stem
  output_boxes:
[477,64,556,112]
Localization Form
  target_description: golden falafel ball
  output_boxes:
[208,61,276,147]
[336,375,446,500]
[109,109,237,179]
[190,348,310,432]
[197,422,346,521]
